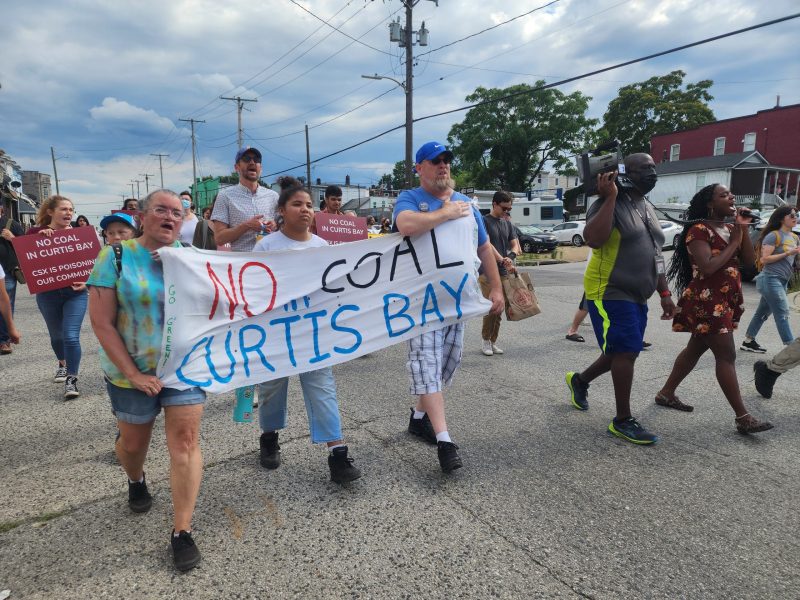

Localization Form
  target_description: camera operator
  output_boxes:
[565,153,675,445]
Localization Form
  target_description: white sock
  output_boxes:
[328,444,345,453]
[129,475,144,484]
[173,529,191,537]
[435,431,452,443]
[413,410,426,419]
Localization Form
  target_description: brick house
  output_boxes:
[650,102,800,200]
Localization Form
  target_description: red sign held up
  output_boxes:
[314,212,368,245]
[12,227,102,293]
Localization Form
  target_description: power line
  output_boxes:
[288,0,393,56]
[415,0,561,59]
[259,12,800,178]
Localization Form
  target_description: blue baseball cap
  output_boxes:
[235,146,262,163]
[100,212,137,231]
[415,141,454,165]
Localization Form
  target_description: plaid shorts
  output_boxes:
[406,323,465,395]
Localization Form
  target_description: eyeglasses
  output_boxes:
[239,155,261,164]
[502,207,512,213]
[150,206,184,220]
[789,213,798,219]
[429,156,452,166]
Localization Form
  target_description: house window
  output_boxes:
[541,207,555,219]
[555,177,559,186]
[670,144,680,161]
[743,132,756,152]
[713,137,725,156]
[696,172,706,191]
[523,207,530,216]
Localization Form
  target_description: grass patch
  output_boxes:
[0,508,71,534]
[0,519,26,534]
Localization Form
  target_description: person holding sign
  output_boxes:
[27,196,88,399]
[88,189,207,571]
[252,177,362,484]
[395,141,504,473]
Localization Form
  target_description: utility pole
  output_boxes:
[50,146,61,195]
[139,173,154,194]
[305,124,312,192]
[220,96,258,150]
[386,1,434,188]
[179,118,205,205]
[129,181,136,198]
[150,153,169,188]
[132,179,143,199]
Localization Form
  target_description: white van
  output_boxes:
[472,191,564,229]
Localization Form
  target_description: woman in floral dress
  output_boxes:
[656,183,773,434]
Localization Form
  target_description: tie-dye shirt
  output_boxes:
[87,239,182,388]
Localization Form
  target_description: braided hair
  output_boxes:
[665,183,721,294]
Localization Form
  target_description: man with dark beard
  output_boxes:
[565,153,675,445]
[393,141,504,472]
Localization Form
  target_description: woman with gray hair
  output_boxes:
[88,189,206,571]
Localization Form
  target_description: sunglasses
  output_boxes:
[429,156,452,166]
[239,155,261,164]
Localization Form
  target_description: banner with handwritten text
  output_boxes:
[157,218,488,393]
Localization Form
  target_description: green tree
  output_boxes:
[447,82,596,191]
[600,70,715,155]
[379,160,416,190]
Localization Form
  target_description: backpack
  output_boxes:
[755,230,798,271]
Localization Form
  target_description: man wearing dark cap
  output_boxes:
[394,141,504,473]
[211,147,278,252]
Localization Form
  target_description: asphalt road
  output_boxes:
[1,255,798,599]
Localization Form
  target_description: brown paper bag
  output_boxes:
[503,272,541,321]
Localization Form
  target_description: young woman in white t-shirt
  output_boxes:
[252,177,361,484]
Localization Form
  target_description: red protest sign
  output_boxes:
[314,212,368,245]
[12,227,102,293]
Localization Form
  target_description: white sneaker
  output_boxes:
[491,343,504,355]
[481,340,493,356]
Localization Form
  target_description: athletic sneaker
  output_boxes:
[481,340,493,356]
[64,376,79,400]
[565,372,589,411]
[437,441,463,473]
[491,343,504,355]
[753,361,781,399]
[328,446,362,484]
[259,432,281,469]
[740,339,767,353]
[54,365,68,383]
[408,408,437,444]
[128,475,153,513]
[171,530,202,571]
[608,417,658,445]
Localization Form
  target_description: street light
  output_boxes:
[362,73,412,189]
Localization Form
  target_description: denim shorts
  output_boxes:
[107,380,206,424]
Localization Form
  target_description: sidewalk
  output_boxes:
[0,262,798,599]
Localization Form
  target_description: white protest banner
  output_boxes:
[157,217,489,393]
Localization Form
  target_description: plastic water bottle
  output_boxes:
[233,386,256,423]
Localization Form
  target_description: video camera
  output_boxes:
[577,140,635,196]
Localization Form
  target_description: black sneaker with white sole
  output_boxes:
[64,376,79,400]
[54,365,67,383]
[740,339,767,353]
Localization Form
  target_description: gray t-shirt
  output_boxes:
[761,230,799,281]
[583,193,665,304]
[482,214,517,276]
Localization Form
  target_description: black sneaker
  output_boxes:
[259,432,281,469]
[437,441,463,473]
[408,408,437,444]
[328,446,362,484]
[741,339,767,353]
[754,361,781,399]
[54,365,67,383]
[608,417,658,445]
[565,372,589,411]
[64,376,79,400]
[128,475,153,513]
[171,530,202,571]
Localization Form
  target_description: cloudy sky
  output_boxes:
[1,0,798,220]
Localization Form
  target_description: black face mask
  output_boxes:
[635,173,658,195]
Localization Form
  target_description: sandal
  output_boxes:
[655,392,694,412]
[735,413,774,434]
[565,333,585,343]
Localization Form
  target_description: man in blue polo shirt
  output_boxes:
[394,141,504,473]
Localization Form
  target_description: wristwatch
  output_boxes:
[507,251,517,260]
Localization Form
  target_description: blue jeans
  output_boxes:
[0,276,16,344]
[745,273,794,344]
[36,287,88,375]
[258,367,343,444]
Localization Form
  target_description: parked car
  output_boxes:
[514,225,559,254]
[548,220,587,246]
[660,220,683,249]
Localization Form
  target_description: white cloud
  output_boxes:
[88,98,175,134]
